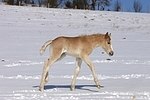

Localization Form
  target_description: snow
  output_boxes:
[0,5,150,100]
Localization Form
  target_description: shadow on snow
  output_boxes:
[33,85,104,92]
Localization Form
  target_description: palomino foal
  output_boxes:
[39,32,114,92]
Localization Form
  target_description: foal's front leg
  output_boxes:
[82,55,100,89]
[71,58,82,91]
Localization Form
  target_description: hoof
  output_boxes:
[70,88,75,91]
[70,86,75,91]
[39,87,44,92]
[96,85,100,89]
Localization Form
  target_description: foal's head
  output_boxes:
[102,32,114,56]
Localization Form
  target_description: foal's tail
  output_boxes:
[40,40,52,55]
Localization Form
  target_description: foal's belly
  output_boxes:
[65,51,80,58]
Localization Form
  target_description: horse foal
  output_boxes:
[39,32,114,92]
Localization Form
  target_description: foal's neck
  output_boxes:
[87,34,105,48]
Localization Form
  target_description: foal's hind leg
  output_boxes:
[71,58,82,91]
[41,59,49,85]
[39,58,56,92]
[44,70,49,85]
[39,52,63,92]
[42,53,66,86]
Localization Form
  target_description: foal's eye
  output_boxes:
[107,42,110,44]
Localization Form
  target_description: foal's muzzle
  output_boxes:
[109,51,114,56]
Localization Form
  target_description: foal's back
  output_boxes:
[50,34,104,57]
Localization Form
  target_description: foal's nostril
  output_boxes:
[109,51,114,56]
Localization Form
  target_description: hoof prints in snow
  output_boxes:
[65,59,150,65]
[4,59,150,67]
[4,60,44,67]
[2,90,150,100]
[0,74,150,80]
[0,75,40,80]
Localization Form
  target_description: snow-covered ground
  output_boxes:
[0,5,150,100]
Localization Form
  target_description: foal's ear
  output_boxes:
[105,32,109,39]
[109,33,111,37]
